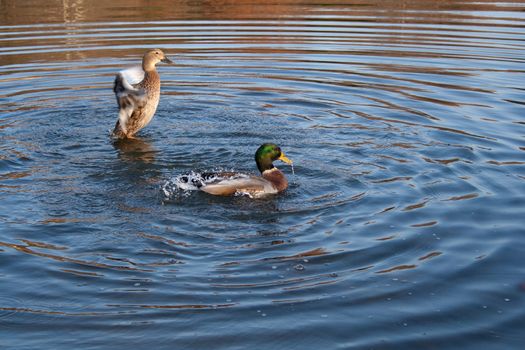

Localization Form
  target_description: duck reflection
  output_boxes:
[112,136,157,164]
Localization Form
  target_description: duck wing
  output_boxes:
[201,175,276,197]
[113,66,146,134]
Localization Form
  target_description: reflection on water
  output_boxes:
[113,137,158,163]
[1,0,525,349]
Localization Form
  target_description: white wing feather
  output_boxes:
[120,66,145,86]
[113,66,146,132]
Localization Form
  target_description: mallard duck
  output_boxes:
[199,143,293,197]
[112,49,172,139]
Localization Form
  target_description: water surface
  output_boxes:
[1,1,525,349]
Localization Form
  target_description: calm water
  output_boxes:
[1,0,525,348]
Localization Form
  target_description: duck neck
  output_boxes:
[142,59,158,73]
[262,168,288,192]
[256,157,274,173]
[141,66,160,88]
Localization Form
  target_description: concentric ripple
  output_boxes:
[1,1,525,349]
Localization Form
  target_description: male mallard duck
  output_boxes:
[199,143,293,197]
[112,49,172,139]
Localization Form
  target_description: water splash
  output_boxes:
[161,169,251,200]
[162,171,206,199]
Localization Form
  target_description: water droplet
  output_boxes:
[294,264,305,271]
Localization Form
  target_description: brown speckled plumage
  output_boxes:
[113,49,171,139]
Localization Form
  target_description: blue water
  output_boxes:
[1,1,525,349]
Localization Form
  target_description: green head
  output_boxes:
[255,143,292,173]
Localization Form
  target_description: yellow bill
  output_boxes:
[278,153,293,164]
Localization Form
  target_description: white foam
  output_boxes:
[161,169,246,199]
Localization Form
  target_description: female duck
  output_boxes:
[113,49,172,139]
[199,144,293,198]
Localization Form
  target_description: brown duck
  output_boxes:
[112,49,172,138]
[199,144,293,198]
